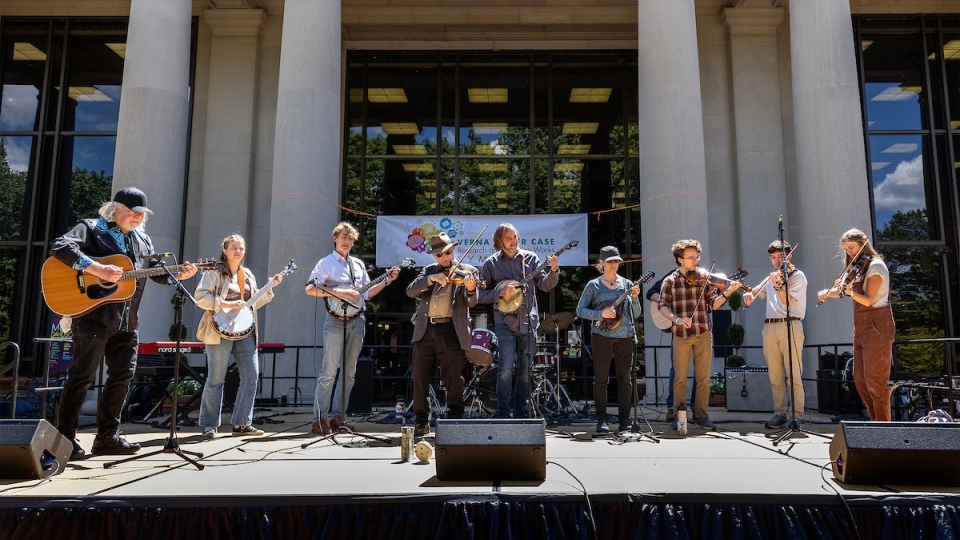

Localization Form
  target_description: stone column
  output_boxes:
[113,0,192,342]
[196,9,266,255]
[638,0,709,343]
[789,1,870,346]
[266,0,342,351]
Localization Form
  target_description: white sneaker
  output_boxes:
[202,426,217,439]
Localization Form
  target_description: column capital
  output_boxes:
[202,9,266,38]
[721,7,785,38]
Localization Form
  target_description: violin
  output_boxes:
[441,267,486,289]
[684,268,748,288]
[835,255,868,298]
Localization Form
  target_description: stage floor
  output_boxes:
[3,406,958,506]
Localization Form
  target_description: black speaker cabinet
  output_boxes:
[829,421,960,486]
[347,359,373,414]
[435,418,546,481]
[0,419,73,480]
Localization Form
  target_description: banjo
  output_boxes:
[494,240,578,315]
[323,258,416,319]
[213,261,297,341]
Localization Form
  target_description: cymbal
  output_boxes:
[538,312,575,335]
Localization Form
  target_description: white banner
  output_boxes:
[376,214,589,268]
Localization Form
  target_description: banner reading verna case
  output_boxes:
[376,214,589,268]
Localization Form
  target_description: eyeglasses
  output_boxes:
[682,255,701,261]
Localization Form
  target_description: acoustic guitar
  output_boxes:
[41,254,219,317]
[494,240,578,315]
[594,270,655,331]
[213,261,297,340]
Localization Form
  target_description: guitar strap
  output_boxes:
[238,267,246,303]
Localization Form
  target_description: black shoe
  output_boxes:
[91,431,141,455]
[69,438,85,461]
[414,421,430,438]
[619,422,631,433]
[596,422,610,434]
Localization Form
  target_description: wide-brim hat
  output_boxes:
[599,245,623,262]
[114,187,154,215]
[427,233,459,255]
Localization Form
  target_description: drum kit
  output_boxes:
[461,311,579,419]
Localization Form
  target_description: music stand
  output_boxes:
[302,285,390,449]
[768,218,830,446]
[105,261,204,470]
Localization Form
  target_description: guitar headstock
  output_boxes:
[400,257,417,269]
[279,260,298,277]
[194,258,221,272]
[560,240,579,252]
[638,270,656,284]
[730,268,749,281]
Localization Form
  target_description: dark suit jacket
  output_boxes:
[406,263,479,350]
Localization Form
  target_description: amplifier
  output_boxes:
[725,367,774,412]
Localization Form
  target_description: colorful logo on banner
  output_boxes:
[405,218,478,253]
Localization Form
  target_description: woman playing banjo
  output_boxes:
[195,234,283,438]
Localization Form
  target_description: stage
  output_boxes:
[2,408,959,539]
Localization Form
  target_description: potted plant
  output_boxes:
[162,378,201,412]
[726,290,745,368]
[709,373,725,407]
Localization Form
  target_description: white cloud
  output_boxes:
[0,85,40,131]
[873,154,925,212]
[1,136,32,172]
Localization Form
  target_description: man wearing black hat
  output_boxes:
[50,187,198,460]
[406,233,478,437]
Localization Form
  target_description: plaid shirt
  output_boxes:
[658,268,718,338]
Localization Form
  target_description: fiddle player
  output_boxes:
[743,240,807,428]
[817,229,895,421]
[305,222,399,435]
[477,223,559,419]
[657,239,741,432]
[575,246,642,433]
[406,233,478,437]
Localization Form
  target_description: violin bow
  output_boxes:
[752,243,800,293]
[816,239,869,307]
[449,225,487,276]
[689,261,717,318]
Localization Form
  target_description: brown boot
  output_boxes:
[330,416,355,431]
[311,419,332,435]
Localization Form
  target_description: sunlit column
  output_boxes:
[113,0,191,342]
[789,1,869,345]
[266,0,342,350]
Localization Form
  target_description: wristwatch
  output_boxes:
[674,317,681,326]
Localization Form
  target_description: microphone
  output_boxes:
[305,277,320,287]
[146,252,174,260]
[778,215,784,233]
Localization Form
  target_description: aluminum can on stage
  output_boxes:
[400,426,415,461]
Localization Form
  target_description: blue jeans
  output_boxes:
[199,335,259,428]
[494,323,533,418]
[314,315,365,420]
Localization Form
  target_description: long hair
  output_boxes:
[218,233,246,277]
[98,201,148,230]
[492,223,518,252]
[839,228,881,267]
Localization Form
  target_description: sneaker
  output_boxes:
[330,416,355,431]
[698,419,717,431]
[233,425,265,437]
[91,431,141,455]
[618,421,631,433]
[414,421,430,438]
[312,419,332,435]
[202,426,217,439]
[68,438,85,461]
[765,414,787,429]
[596,422,610,434]
[793,417,805,425]
[670,419,679,431]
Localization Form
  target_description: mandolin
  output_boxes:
[594,271,655,331]
[494,240,578,315]
[41,254,219,317]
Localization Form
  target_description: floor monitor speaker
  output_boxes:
[435,418,546,481]
[0,419,73,479]
[829,421,960,486]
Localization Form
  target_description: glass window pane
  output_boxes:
[0,136,35,241]
[1,35,49,132]
[440,68,455,156]
[869,134,937,239]
[0,247,25,344]
[460,67,529,155]
[439,159,455,214]
[52,136,115,236]
[552,67,624,156]
[346,67,363,156]
[459,158,528,214]
[58,36,124,132]
[927,31,947,131]
[552,159,583,214]
[862,33,926,131]
[942,30,960,133]
[365,67,438,157]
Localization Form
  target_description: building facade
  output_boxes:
[1,0,958,406]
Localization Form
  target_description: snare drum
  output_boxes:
[465,328,497,366]
[532,351,554,370]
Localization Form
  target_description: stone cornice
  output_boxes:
[721,7,785,37]
[202,8,266,38]
[205,0,259,8]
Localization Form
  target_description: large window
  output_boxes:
[855,16,960,376]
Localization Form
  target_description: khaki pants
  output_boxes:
[672,332,713,420]
[761,320,805,419]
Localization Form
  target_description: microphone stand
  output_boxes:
[620,283,659,443]
[302,285,390,449]
[105,261,204,470]
[769,218,829,445]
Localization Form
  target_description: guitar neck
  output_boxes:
[356,270,389,296]
[244,277,279,308]
[120,264,187,281]
[516,245,573,288]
